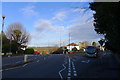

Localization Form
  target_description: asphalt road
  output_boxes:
[2,55,46,66]
[1,53,120,80]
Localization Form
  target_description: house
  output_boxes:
[67,43,80,51]
[79,42,85,49]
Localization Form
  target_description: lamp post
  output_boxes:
[2,16,5,33]
[0,16,6,54]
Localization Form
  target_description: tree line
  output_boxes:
[1,22,30,54]
[89,2,120,53]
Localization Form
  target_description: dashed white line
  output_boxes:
[68,73,71,76]
[74,73,77,76]
[73,68,75,70]
[68,70,71,73]
[67,77,71,80]
[73,71,76,73]
[72,61,77,77]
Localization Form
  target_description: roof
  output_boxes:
[67,43,79,46]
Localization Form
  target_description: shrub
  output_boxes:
[25,48,34,54]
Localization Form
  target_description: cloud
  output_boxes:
[72,8,85,12]
[52,11,66,21]
[34,20,54,32]
[21,5,38,17]
[69,21,103,42]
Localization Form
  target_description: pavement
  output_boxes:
[1,51,120,80]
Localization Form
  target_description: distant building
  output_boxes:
[78,42,85,49]
[67,43,80,51]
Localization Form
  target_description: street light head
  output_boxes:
[2,15,6,19]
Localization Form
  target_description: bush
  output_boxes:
[18,49,24,54]
[52,47,63,54]
[25,48,34,54]
[72,47,78,51]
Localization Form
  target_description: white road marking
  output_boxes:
[22,64,27,67]
[67,57,72,79]
[4,66,22,71]
[37,60,39,62]
[59,59,67,80]
[73,68,75,70]
[73,71,76,73]
[72,61,77,77]
[74,73,77,76]
[0,70,2,72]
[68,68,71,70]
[81,60,90,63]
[68,70,71,72]
[67,77,71,80]
[44,57,46,60]
[68,73,71,76]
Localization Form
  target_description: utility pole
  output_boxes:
[59,28,61,48]
[69,32,70,52]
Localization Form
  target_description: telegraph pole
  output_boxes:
[69,32,70,52]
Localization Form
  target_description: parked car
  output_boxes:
[85,46,99,57]
[34,51,39,54]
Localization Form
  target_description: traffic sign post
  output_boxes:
[24,55,28,62]
[98,39,105,51]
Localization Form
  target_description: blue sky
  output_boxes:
[2,2,103,47]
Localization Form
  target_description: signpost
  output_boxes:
[98,39,105,50]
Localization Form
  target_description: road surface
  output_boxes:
[1,53,120,80]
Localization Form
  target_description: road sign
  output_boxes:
[98,40,104,46]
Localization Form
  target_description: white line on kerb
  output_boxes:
[4,66,21,71]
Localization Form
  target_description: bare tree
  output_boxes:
[6,22,29,46]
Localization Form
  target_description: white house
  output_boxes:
[67,43,80,51]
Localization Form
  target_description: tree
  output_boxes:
[83,41,91,47]
[92,42,97,46]
[89,2,120,53]
[72,47,78,51]
[52,47,63,54]
[1,32,10,54]
[6,22,29,53]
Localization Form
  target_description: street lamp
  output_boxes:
[1,15,6,54]
[2,16,6,33]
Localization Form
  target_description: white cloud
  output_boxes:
[52,11,66,21]
[21,5,38,17]
[34,20,55,32]
[69,22,103,42]
[72,8,85,12]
